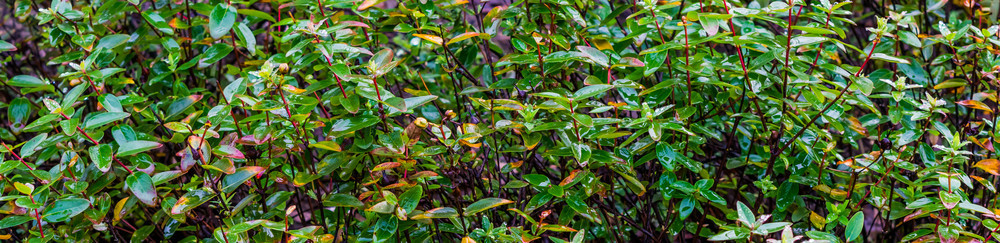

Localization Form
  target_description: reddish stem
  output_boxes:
[1,143,34,170]
[720,0,749,77]
[57,113,133,174]
[606,67,612,85]
[372,76,386,111]
[29,201,43,238]
[315,0,331,28]
[809,11,834,73]
[855,39,881,77]
[683,20,692,106]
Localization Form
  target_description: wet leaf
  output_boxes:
[172,188,217,215]
[127,172,158,206]
[464,198,514,216]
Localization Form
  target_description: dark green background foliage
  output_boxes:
[0,0,999,241]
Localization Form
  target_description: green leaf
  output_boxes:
[127,171,158,206]
[20,133,47,158]
[43,198,90,222]
[708,230,745,241]
[9,75,45,88]
[576,46,608,67]
[790,36,830,47]
[701,190,726,205]
[368,49,398,76]
[411,207,458,219]
[397,186,423,213]
[230,220,266,234]
[573,84,613,100]
[737,201,755,227]
[464,198,514,216]
[221,166,264,194]
[89,144,113,173]
[845,211,865,242]
[791,26,836,35]
[237,9,275,22]
[141,12,174,35]
[324,193,365,208]
[0,215,30,230]
[235,23,256,56]
[329,115,380,137]
[8,98,31,125]
[199,44,234,66]
[870,53,911,64]
[939,191,960,209]
[117,140,162,157]
[172,188,217,215]
[84,112,130,130]
[209,4,237,39]
[0,40,14,52]
[131,226,155,243]
[100,94,123,113]
[381,97,407,113]
[223,78,246,103]
[166,95,202,119]
[95,34,130,50]
[402,95,438,111]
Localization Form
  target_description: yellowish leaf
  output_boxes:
[593,39,613,50]
[113,197,130,222]
[447,32,482,45]
[934,79,967,89]
[357,0,380,10]
[282,84,306,94]
[848,116,867,136]
[539,223,577,232]
[970,137,995,152]
[830,189,849,201]
[559,170,583,186]
[372,162,400,171]
[975,159,1000,175]
[413,34,444,45]
[957,99,992,112]
[810,211,827,229]
[532,32,544,45]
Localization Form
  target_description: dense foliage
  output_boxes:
[1,0,999,241]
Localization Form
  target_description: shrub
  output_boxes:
[0,0,999,242]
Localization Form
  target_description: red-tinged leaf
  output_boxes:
[357,0,381,10]
[940,191,960,209]
[903,209,924,222]
[126,172,158,206]
[975,159,1000,175]
[957,100,992,112]
[464,198,514,216]
[539,224,577,232]
[447,32,481,45]
[970,137,995,152]
[172,189,216,215]
[372,162,400,171]
[847,116,868,136]
[237,134,271,145]
[339,21,370,28]
[214,145,246,159]
[221,166,265,193]
[370,147,404,158]
[411,207,458,219]
[559,170,583,186]
[413,34,444,45]
[409,171,439,179]
[616,57,645,67]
